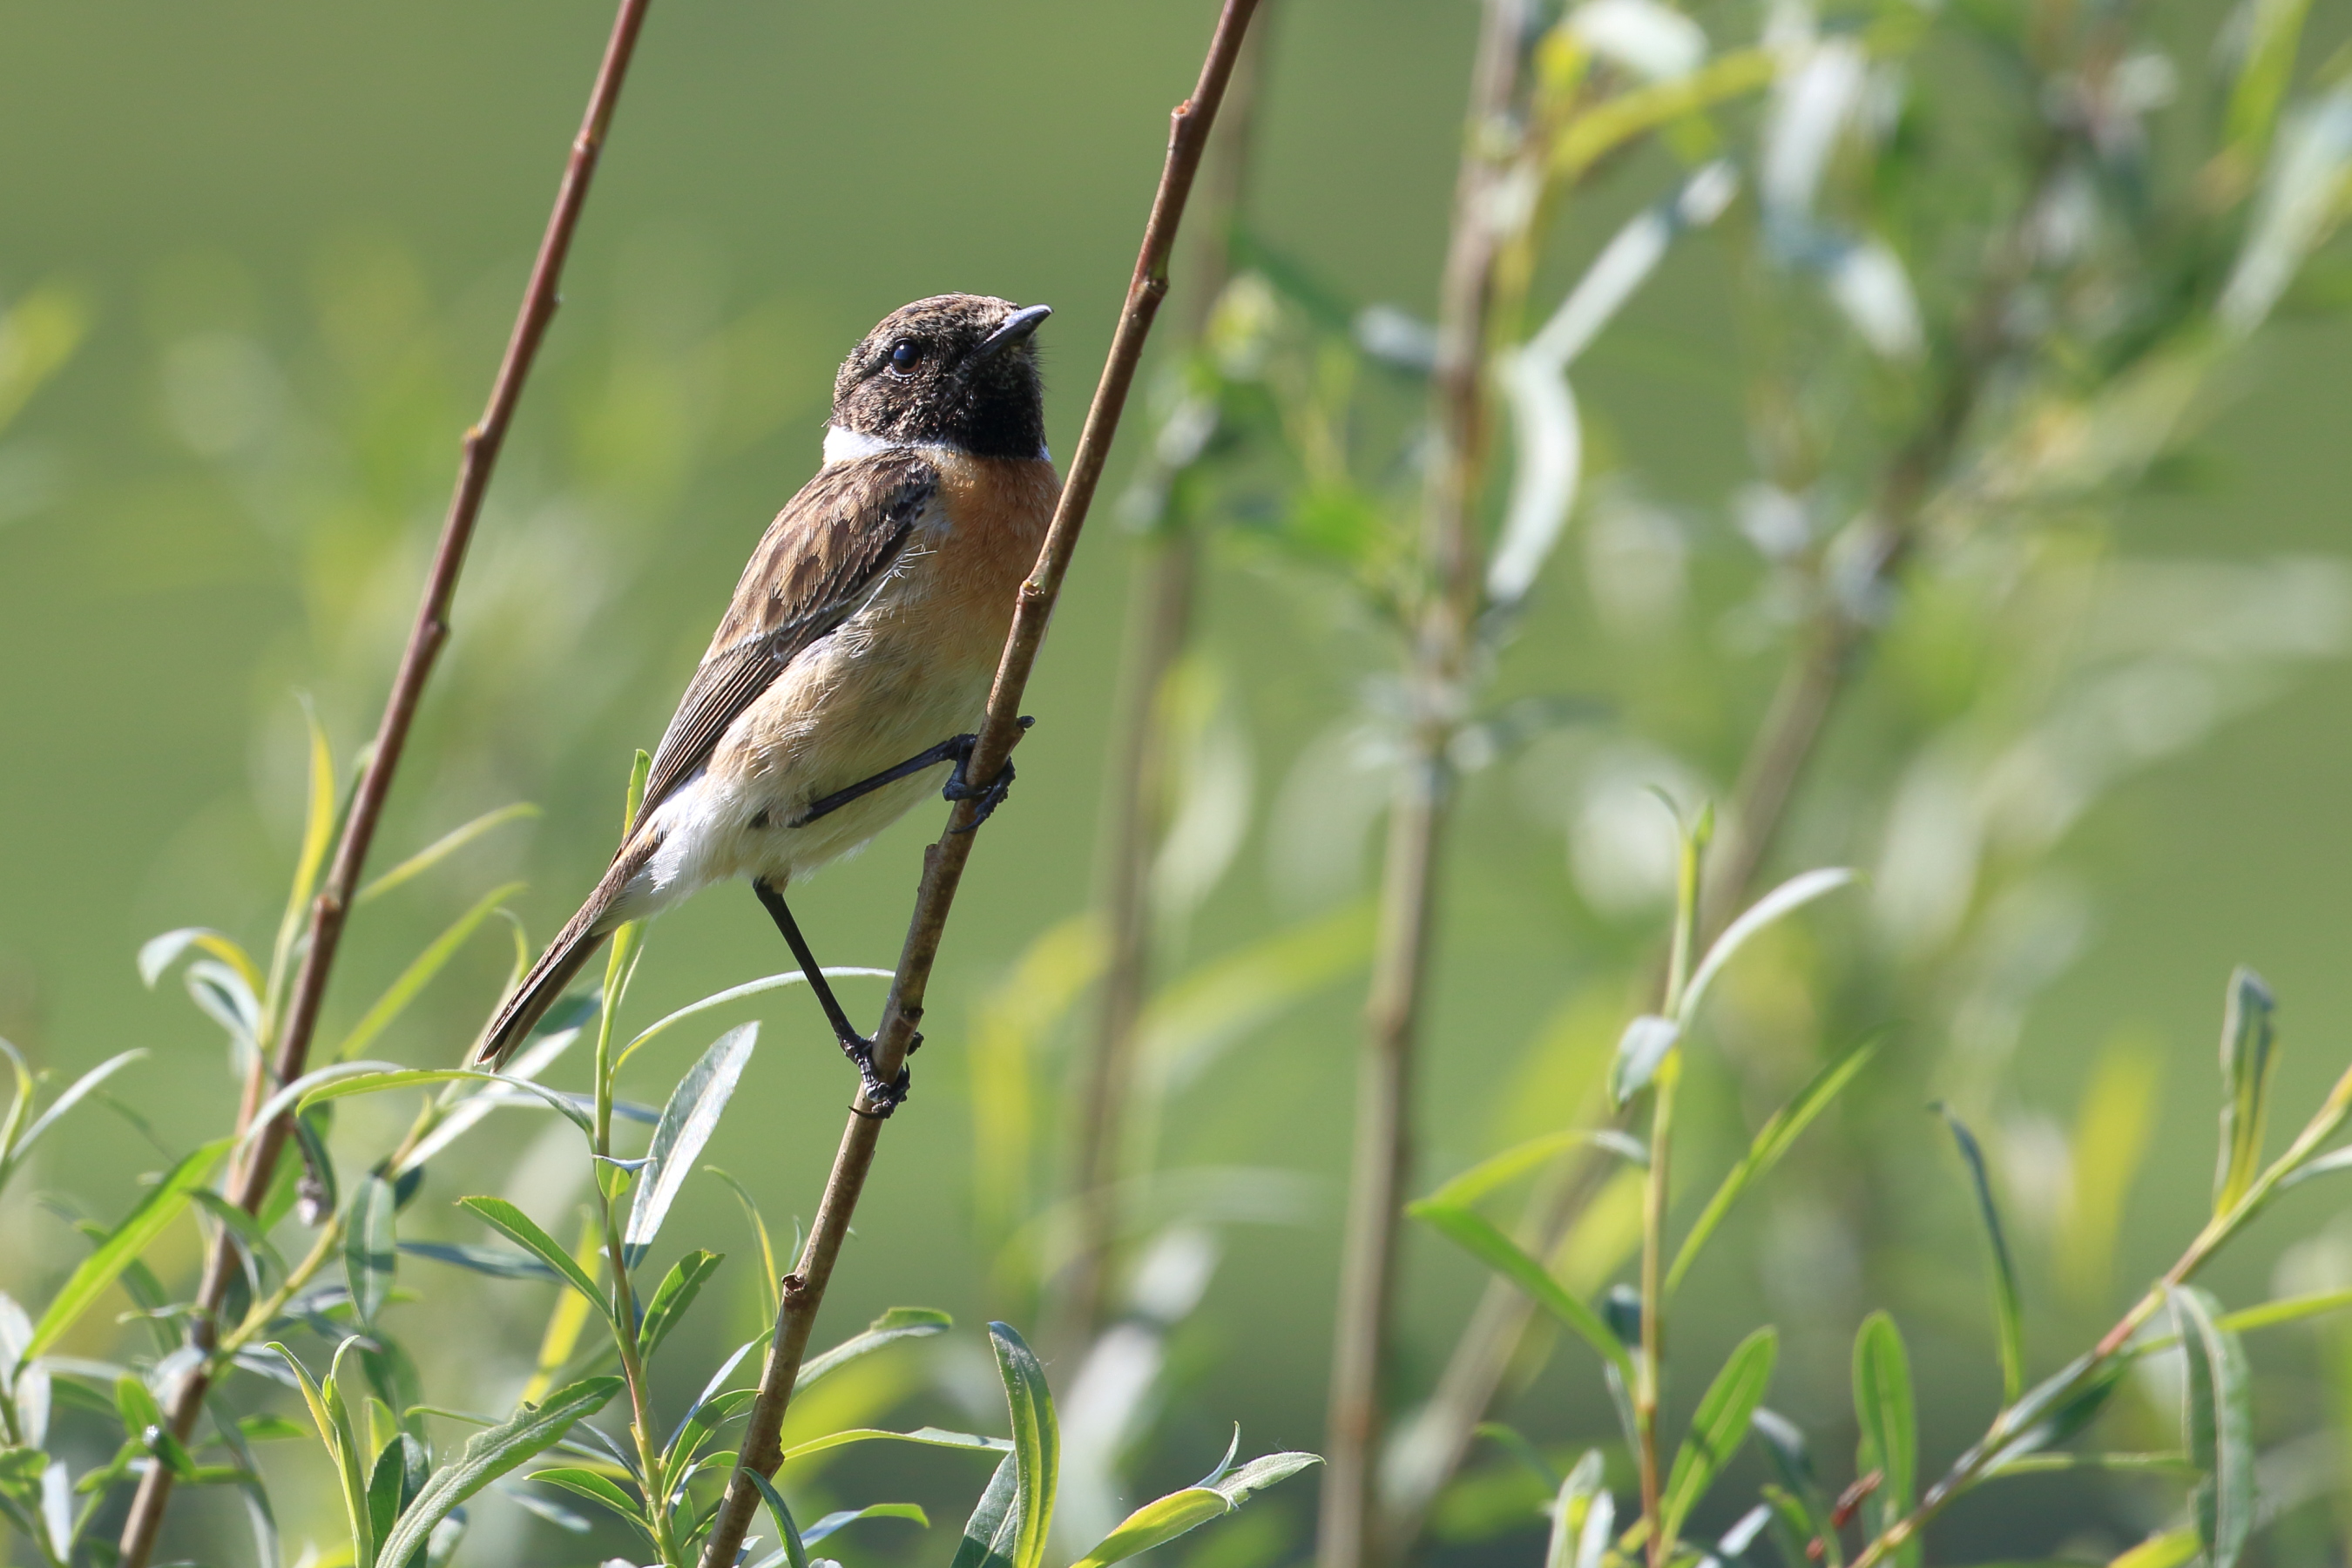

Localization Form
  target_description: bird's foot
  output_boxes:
[942,717,1032,832]
[841,1028,919,1119]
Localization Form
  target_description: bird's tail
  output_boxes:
[475,843,652,1067]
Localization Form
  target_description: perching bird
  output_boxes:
[474,294,1058,1110]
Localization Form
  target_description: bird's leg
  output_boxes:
[789,716,1032,832]
[751,879,914,1116]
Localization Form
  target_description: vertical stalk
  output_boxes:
[1316,4,1524,1563]
[691,8,1264,1564]
[1051,8,1274,1354]
[115,4,652,1564]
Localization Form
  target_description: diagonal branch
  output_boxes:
[692,5,1264,1564]
[114,3,653,1563]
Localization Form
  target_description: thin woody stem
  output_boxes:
[113,4,652,1562]
[1318,5,1525,1564]
[1052,2,1274,1358]
[691,6,1264,1564]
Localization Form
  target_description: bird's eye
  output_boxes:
[888,340,923,373]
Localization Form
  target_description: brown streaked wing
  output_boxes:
[629,451,938,834]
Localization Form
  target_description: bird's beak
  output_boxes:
[976,303,1052,360]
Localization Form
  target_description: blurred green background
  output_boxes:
[3,1,2351,1563]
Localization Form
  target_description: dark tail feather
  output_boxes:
[475,848,647,1066]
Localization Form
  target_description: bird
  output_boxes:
[473,293,1058,1112]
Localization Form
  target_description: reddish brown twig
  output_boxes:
[692,5,1263,1565]
[114,3,652,1562]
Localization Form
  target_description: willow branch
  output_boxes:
[1317,6,1526,1565]
[692,7,1264,1564]
[114,4,652,1562]
[1051,3,1274,1359]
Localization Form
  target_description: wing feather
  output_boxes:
[632,451,937,833]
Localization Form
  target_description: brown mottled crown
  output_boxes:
[830,294,1051,461]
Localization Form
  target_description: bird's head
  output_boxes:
[830,294,1051,461]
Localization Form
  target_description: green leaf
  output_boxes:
[705,1166,782,1325]
[625,1023,758,1260]
[2215,1286,2352,1335]
[803,1500,929,1544]
[1544,1450,1611,1568]
[398,1240,562,1283]
[355,803,540,906]
[796,1306,954,1392]
[614,968,894,1071]
[6,1049,145,1175]
[137,927,262,997]
[1609,1014,1680,1105]
[456,1197,612,1324]
[744,1468,811,1568]
[334,883,526,1063]
[268,1341,375,1566]
[527,1465,650,1532]
[2221,0,2314,164]
[1852,1312,1917,1568]
[1408,1200,1633,1382]
[1670,1037,1878,1292]
[24,1137,230,1363]
[1422,1131,1645,1214]
[2108,1528,2202,1568]
[639,1249,724,1362]
[1067,1450,1320,1566]
[375,1376,622,1568]
[2212,968,2278,1215]
[950,1453,1020,1568]
[2169,1286,2254,1568]
[368,1434,428,1550]
[776,1425,1011,1464]
[1659,1327,1777,1548]
[1936,1105,2025,1402]
[988,1322,1058,1568]
[1678,868,1855,1025]
[346,1175,398,1329]
[298,1069,593,1139]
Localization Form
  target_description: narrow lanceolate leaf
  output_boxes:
[795,1306,954,1392]
[1409,1200,1634,1382]
[950,1452,1020,1568]
[2212,968,2278,1215]
[345,1175,398,1328]
[1852,1312,1918,1568]
[1679,868,1856,1024]
[1068,1450,1321,1566]
[1543,1450,1608,1568]
[138,927,263,997]
[1936,1105,2025,1402]
[267,1342,373,1567]
[356,802,540,906]
[2169,1287,2254,1568]
[24,1137,231,1362]
[625,1023,758,1260]
[526,1466,651,1533]
[1670,1036,1880,1292]
[301,1069,594,1139]
[1659,1328,1777,1548]
[801,1501,929,1544]
[744,1468,811,1568]
[639,1250,723,1362]
[334,883,526,1063]
[1423,1131,1645,1214]
[1610,1015,1680,1105]
[375,1376,622,1568]
[457,1197,612,1324]
[777,1425,1012,1464]
[989,1321,1058,1568]
[11,1050,146,1166]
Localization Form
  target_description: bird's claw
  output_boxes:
[942,717,1032,833]
[843,1030,918,1119]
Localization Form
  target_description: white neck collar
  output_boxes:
[823,424,1051,466]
